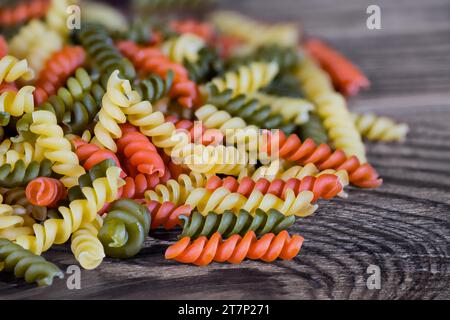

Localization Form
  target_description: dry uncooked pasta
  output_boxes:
[0,0,407,287]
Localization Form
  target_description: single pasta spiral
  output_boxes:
[117,123,165,177]
[185,187,318,217]
[205,61,279,98]
[15,165,122,255]
[162,33,205,64]
[206,86,296,134]
[263,130,382,188]
[0,55,35,83]
[179,209,296,239]
[205,173,345,202]
[25,177,66,207]
[295,56,366,162]
[210,11,299,48]
[0,85,35,117]
[0,194,33,241]
[98,199,150,258]
[30,110,85,187]
[0,238,63,286]
[71,215,105,270]
[144,171,208,205]
[352,112,409,142]
[165,230,304,265]
[93,70,134,152]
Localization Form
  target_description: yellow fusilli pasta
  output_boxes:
[186,187,318,217]
[254,92,314,125]
[145,172,208,205]
[295,56,366,162]
[30,110,85,188]
[0,56,35,83]
[9,20,63,75]
[195,104,261,149]
[92,70,133,152]
[16,166,122,255]
[0,86,35,119]
[0,195,33,241]
[352,112,409,142]
[162,33,205,64]
[71,215,105,270]
[205,61,279,99]
[0,139,43,167]
[210,11,299,48]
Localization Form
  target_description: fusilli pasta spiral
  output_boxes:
[98,199,150,258]
[185,187,318,217]
[352,112,409,142]
[166,230,303,265]
[0,238,63,286]
[71,215,105,270]
[179,208,295,239]
[295,56,366,162]
[31,110,85,187]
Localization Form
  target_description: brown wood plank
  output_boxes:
[1,0,450,299]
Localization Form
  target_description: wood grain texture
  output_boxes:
[1,0,450,299]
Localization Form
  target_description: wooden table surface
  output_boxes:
[1,0,450,299]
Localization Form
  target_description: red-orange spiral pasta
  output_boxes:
[305,39,370,96]
[121,173,162,199]
[165,230,303,266]
[205,174,343,202]
[166,115,223,146]
[145,200,192,230]
[0,36,7,58]
[117,124,165,177]
[73,138,125,177]
[170,20,215,41]
[33,46,86,103]
[25,177,66,207]
[0,0,50,27]
[117,40,201,108]
[264,130,382,188]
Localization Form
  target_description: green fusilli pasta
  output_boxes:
[0,238,63,286]
[180,209,296,239]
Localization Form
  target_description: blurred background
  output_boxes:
[94,0,450,101]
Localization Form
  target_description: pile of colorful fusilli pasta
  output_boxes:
[0,0,408,286]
